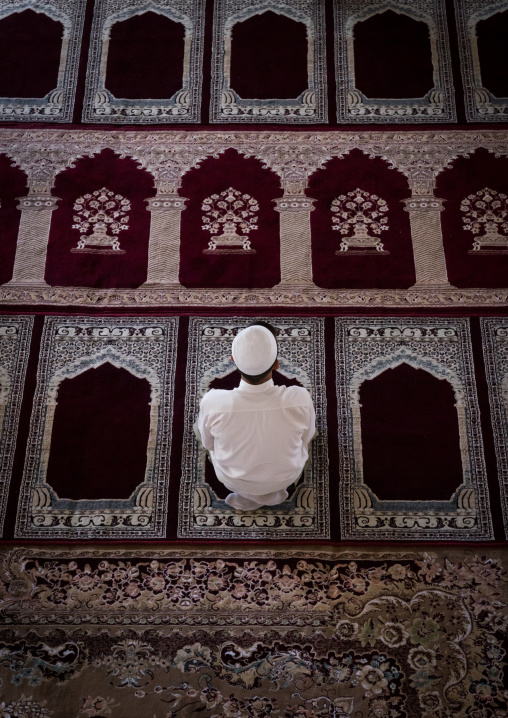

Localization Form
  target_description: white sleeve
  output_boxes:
[197,396,215,452]
[301,392,316,447]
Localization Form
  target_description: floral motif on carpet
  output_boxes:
[0,546,507,717]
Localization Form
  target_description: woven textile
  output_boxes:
[1,1,508,715]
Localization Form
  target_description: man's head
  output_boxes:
[231,321,279,384]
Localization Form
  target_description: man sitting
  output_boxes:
[196,321,316,510]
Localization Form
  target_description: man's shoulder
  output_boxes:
[280,384,313,406]
[200,388,236,411]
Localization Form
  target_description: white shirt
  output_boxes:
[197,379,315,495]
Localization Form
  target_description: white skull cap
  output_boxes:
[232,325,277,376]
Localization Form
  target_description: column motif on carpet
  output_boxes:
[4,143,78,286]
[0,317,33,536]
[460,187,508,254]
[454,0,508,122]
[331,188,389,254]
[71,187,130,254]
[144,192,187,286]
[83,0,204,124]
[179,317,329,540]
[0,0,85,123]
[480,319,508,538]
[15,316,178,539]
[1,130,507,299]
[336,317,492,541]
[334,0,456,124]
[210,0,327,123]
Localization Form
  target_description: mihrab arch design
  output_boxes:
[211,0,327,123]
[334,0,456,123]
[350,351,468,502]
[336,317,492,541]
[15,316,178,539]
[0,0,85,123]
[455,0,508,122]
[83,0,205,123]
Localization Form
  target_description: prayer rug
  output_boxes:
[0,316,33,535]
[179,317,329,540]
[15,316,178,540]
[481,318,508,538]
[336,317,492,541]
[0,544,507,717]
[334,0,456,124]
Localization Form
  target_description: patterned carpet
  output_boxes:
[1,0,508,716]
[1,546,508,717]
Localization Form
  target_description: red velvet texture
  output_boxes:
[46,149,155,288]
[105,11,185,100]
[437,148,508,288]
[179,149,282,288]
[0,9,62,98]
[308,149,416,288]
[46,363,151,501]
[360,363,463,501]
[476,10,508,99]
[230,11,309,100]
[353,10,434,100]
[0,154,27,285]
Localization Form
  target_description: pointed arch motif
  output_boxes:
[455,0,508,122]
[350,350,468,502]
[16,316,178,539]
[0,0,85,122]
[336,317,492,541]
[83,0,204,123]
[211,0,327,123]
[181,317,328,540]
[334,0,455,123]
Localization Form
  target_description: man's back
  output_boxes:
[198,378,315,495]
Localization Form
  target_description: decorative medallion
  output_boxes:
[179,317,329,540]
[15,316,178,539]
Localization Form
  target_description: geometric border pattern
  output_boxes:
[83,0,204,124]
[335,0,456,123]
[0,316,33,536]
[0,0,86,123]
[178,316,329,539]
[481,318,508,537]
[336,317,493,540]
[15,316,178,539]
[454,0,508,123]
[210,0,327,124]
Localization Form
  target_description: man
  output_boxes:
[196,321,316,510]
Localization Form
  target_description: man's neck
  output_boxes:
[241,371,273,386]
